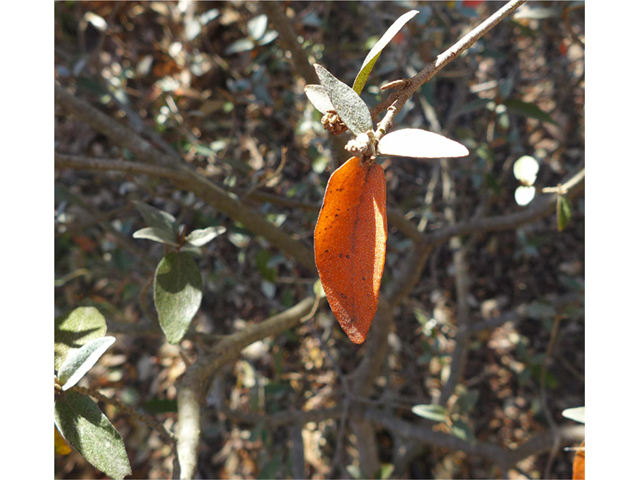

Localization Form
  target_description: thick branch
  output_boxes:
[55,85,316,272]
[176,296,317,479]
[367,411,584,472]
[261,3,318,84]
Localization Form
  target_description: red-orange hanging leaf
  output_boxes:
[314,156,387,344]
[572,440,585,480]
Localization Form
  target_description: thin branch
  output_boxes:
[374,0,528,138]
[421,168,585,248]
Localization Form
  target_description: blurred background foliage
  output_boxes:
[55,1,584,478]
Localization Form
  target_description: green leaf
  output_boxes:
[55,307,107,371]
[304,84,334,114]
[132,201,178,242]
[54,391,132,479]
[256,249,276,282]
[557,195,572,231]
[411,404,448,422]
[133,227,180,246]
[562,406,585,424]
[503,99,558,126]
[451,418,474,442]
[346,464,362,479]
[352,10,418,94]
[58,336,116,390]
[185,226,226,247]
[378,463,395,480]
[314,64,373,135]
[154,252,203,343]
[455,389,480,415]
[313,278,326,298]
[257,452,282,479]
[378,128,469,158]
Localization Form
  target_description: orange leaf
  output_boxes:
[55,426,71,456]
[314,156,387,344]
[572,440,585,480]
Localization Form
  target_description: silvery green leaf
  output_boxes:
[304,84,335,114]
[133,201,178,237]
[154,252,203,343]
[185,226,226,247]
[314,64,373,135]
[58,337,116,390]
[55,391,132,479]
[55,307,107,371]
[411,404,448,422]
[133,227,180,246]
[247,14,268,40]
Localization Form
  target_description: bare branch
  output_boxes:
[176,296,318,479]
[374,0,528,138]
[55,85,317,272]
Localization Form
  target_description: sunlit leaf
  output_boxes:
[256,29,278,46]
[58,336,116,390]
[247,14,268,40]
[562,406,585,424]
[154,252,203,343]
[224,38,255,55]
[313,278,326,298]
[514,5,561,20]
[352,10,419,94]
[185,226,226,247]
[55,307,107,371]
[411,404,448,422]
[55,391,132,479]
[513,155,539,185]
[314,64,373,135]
[133,226,180,246]
[314,157,387,344]
[515,185,536,206]
[304,84,334,114]
[377,128,469,158]
[346,464,362,479]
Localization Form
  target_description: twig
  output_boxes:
[374,0,528,139]
[421,168,585,247]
